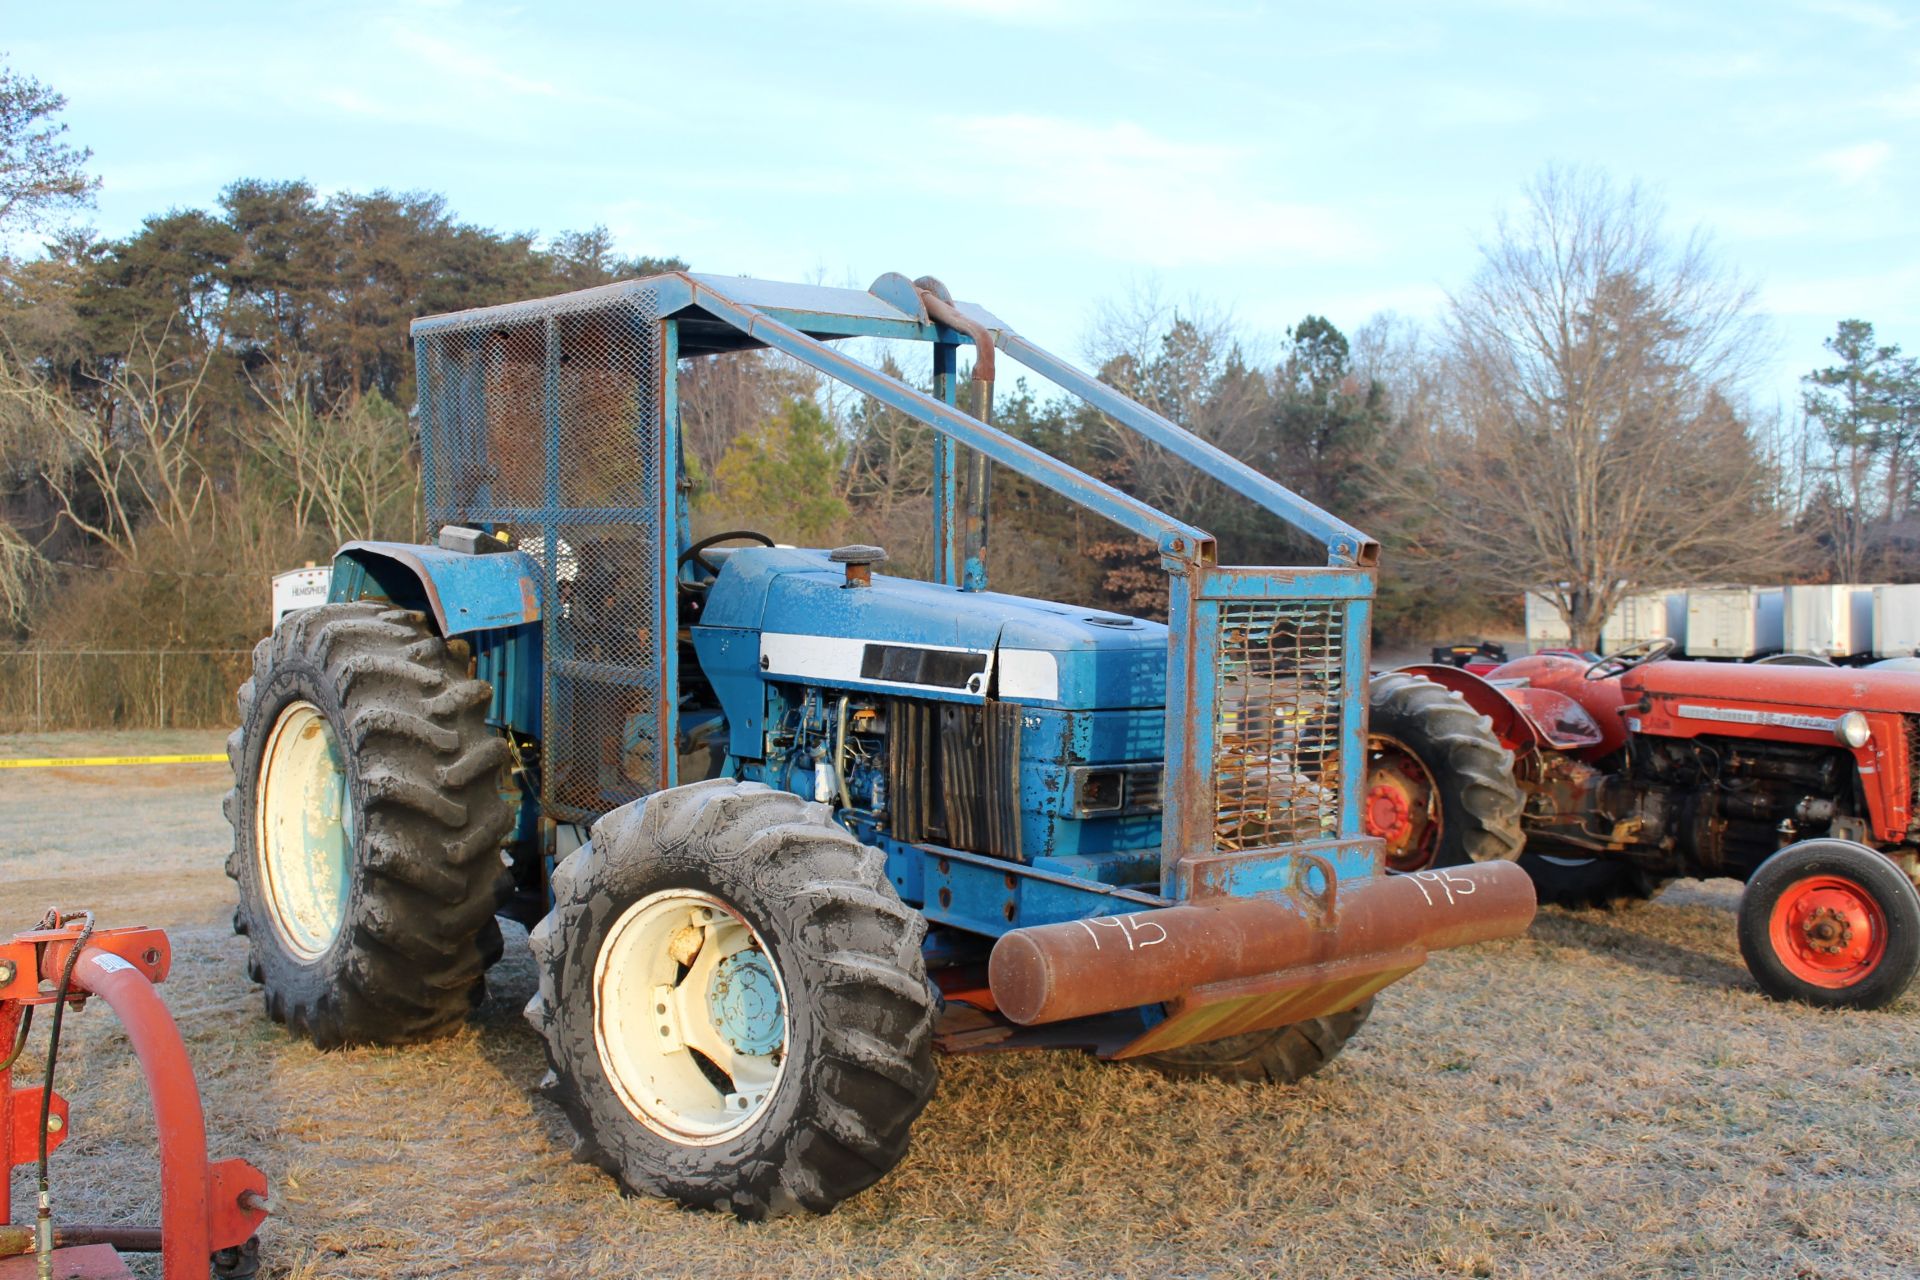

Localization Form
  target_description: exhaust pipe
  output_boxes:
[914,277,994,592]
[987,861,1537,1027]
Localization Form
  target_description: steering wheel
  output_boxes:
[676,529,776,584]
[1584,636,1676,680]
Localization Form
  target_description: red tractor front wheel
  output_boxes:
[1738,840,1920,1010]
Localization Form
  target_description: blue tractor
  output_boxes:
[225,273,1535,1218]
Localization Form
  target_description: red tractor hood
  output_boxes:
[1626,662,1920,715]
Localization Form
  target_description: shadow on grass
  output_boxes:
[469,920,586,1153]
[1530,908,1755,995]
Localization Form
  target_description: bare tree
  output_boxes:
[1082,279,1272,520]
[677,350,817,486]
[244,357,421,547]
[0,518,43,625]
[1382,168,1785,650]
[0,328,213,557]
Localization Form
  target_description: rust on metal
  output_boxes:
[912,280,995,384]
[0,1242,136,1279]
[987,860,1537,1027]
[0,1225,163,1259]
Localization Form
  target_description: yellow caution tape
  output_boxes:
[0,753,227,769]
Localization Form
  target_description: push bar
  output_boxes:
[987,860,1536,1026]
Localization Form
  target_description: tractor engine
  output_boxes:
[1580,734,1866,880]
[688,545,1171,889]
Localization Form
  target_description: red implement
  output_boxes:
[0,919,269,1279]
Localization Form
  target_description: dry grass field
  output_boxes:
[3,730,1916,1279]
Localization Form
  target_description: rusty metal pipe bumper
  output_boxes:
[987,862,1536,1037]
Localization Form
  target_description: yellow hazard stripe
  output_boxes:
[0,753,227,769]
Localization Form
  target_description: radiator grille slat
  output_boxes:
[1212,601,1344,850]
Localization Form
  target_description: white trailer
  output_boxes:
[1783,584,1877,659]
[272,565,332,625]
[1685,586,1784,659]
[1524,591,1573,652]
[1605,589,1684,652]
[1873,584,1920,658]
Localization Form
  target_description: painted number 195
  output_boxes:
[1407,869,1478,906]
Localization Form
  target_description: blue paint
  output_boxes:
[330,541,542,637]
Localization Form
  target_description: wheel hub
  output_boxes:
[1364,784,1413,843]
[1768,874,1887,988]
[593,889,788,1144]
[1802,905,1853,955]
[708,950,783,1057]
[1365,735,1441,872]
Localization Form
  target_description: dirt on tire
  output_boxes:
[225,601,515,1048]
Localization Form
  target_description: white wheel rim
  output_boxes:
[594,888,789,1145]
[255,700,354,961]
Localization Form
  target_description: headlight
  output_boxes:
[1835,711,1871,749]
[1068,764,1164,817]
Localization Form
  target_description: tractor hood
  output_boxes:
[1626,660,1920,715]
[695,547,1166,710]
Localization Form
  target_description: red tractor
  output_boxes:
[1366,641,1920,1009]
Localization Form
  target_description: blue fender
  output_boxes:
[331,539,543,637]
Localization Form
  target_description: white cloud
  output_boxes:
[934,114,1374,269]
[380,22,565,101]
[1762,261,1920,317]
[818,0,1112,24]
[1880,82,1920,119]
[1803,0,1910,31]
[1811,140,1893,185]
[1658,50,1773,80]
[1676,201,1820,242]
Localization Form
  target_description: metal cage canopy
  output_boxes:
[409,270,1383,894]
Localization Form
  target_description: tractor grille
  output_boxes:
[1212,601,1344,851]
[1907,716,1920,844]
[414,291,667,820]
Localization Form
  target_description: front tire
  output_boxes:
[526,781,937,1219]
[225,602,514,1048]
[1140,1001,1372,1084]
[1738,840,1920,1009]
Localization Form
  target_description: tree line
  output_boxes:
[0,59,1904,680]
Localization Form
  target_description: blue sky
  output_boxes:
[6,0,1917,409]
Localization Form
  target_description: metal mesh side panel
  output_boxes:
[415,292,665,819]
[1212,601,1344,850]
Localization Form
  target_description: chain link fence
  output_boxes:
[0,649,254,732]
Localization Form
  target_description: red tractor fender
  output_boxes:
[1389,664,1607,754]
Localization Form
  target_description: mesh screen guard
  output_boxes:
[1211,601,1346,851]
[415,292,669,819]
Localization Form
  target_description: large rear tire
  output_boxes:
[1140,1001,1372,1084]
[225,602,514,1048]
[526,780,938,1219]
[1518,852,1669,910]
[1365,673,1524,873]
[1738,839,1920,1009]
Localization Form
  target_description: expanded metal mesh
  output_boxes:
[414,291,666,820]
[1212,601,1345,851]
